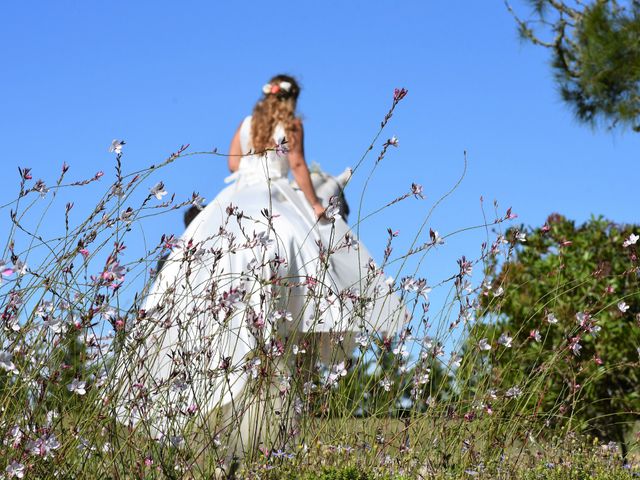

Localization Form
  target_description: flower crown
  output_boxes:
[262,80,293,96]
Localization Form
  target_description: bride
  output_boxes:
[113,74,406,457]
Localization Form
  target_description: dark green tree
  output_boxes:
[469,214,640,455]
[507,0,640,131]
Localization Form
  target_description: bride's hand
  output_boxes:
[312,203,326,219]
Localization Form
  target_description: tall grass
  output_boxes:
[0,92,637,479]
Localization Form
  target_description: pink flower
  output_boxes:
[20,167,32,180]
[393,88,408,101]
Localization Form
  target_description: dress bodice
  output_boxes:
[233,115,289,185]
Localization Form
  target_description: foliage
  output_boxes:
[470,214,640,452]
[507,0,640,131]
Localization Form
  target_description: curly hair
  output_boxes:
[251,74,301,153]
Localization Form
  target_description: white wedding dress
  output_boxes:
[113,116,406,440]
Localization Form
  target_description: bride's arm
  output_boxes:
[288,119,325,218]
[228,122,243,172]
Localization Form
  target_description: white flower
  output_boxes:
[292,344,306,355]
[498,333,513,348]
[478,338,491,351]
[392,344,409,358]
[67,378,86,395]
[108,139,125,154]
[380,377,393,392]
[355,332,369,348]
[150,181,167,200]
[622,233,639,248]
[516,231,527,242]
[0,351,17,374]
[43,317,66,333]
[505,386,522,399]
[191,193,206,210]
[494,286,504,297]
[326,361,347,387]
[618,301,630,313]
[530,329,541,342]
[388,136,399,147]
[324,195,342,220]
[570,341,582,356]
[449,353,462,368]
[416,369,431,385]
[6,461,25,478]
[279,81,292,92]
[546,313,558,325]
[431,230,445,245]
[271,310,293,322]
[262,83,272,95]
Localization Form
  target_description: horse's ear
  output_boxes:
[335,168,352,188]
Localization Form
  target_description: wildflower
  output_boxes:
[380,377,393,392]
[393,344,409,359]
[478,338,491,351]
[505,207,517,220]
[109,139,125,154]
[393,88,408,101]
[33,179,48,197]
[326,362,348,387]
[102,262,126,284]
[67,379,86,395]
[516,231,527,242]
[416,369,431,384]
[498,333,513,348]
[457,256,473,276]
[449,353,462,368]
[275,138,289,156]
[623,233,639,247]
[341,233,358,251]
[43,316,65,334]
[569,338,582,356]
[0,351,17,374]
[576,311,589,325]
[355,332,369,348]
[505,386,522,399]
[150,181,168,200]
[20,167,32,180]
[0,260,14,278]
[618,301,630,313]
[411,183,424,199]
[388,136,399,147]
[546,313,558,324]
[5,461,25,479]
[494,286,504,297]
[530,329,541,342]
[324,195,341,220]
[27,433,61,458]
[292,344,306,355]
[191,192,206,210]
[430,229,445,245]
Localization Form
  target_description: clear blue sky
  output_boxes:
[1,1,638,350]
